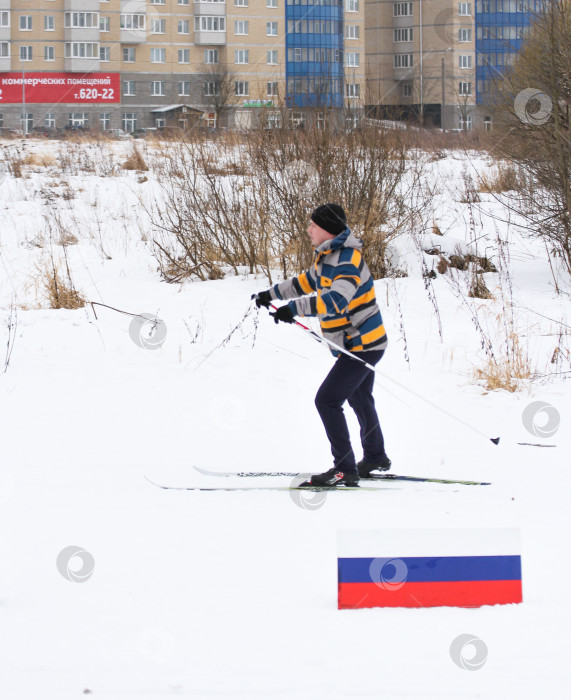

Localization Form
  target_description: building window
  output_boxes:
[394,53,413,68]
[65,43,99,58]
[178,49,190,63]
[120,14,145,30]
[267,50,278,64]
[401,83,412,97]
[100,113,110,130]
[458,2,471,14]
[235,0,248,5]
[21,113,33,131]
[459,54,472,69]
[346,25,359,39]
[0,114,3,128]
[345,83,360,98]
[268,0,278,6]
[64,12,99,28]
[345,53,360,67]
[394,28,413,42]
[150,48,166,63]
[234,20,248,34]
[0,43,10,58]
[100,16,110,31]
[267,81,278,96]
[20,46,33,61]
[178,81,190,96]
[235,49,249,64]
[150,0,165,4]
[267,21,278,35]
[459,115,472,131]
[123,80,136,96]
[44,16,55,31]
[294,47,302,61]
[45,45,55,61]
[69,113,88,126]
[393,2,413,15]
[204,49,219,63]
[205,81,220,96]
[100,46,110,61]
[151,81,166,96]
[155,117,166,127]
[123,47,136,62]
[20,16,33,31]
[0,12,9,28]
[122,113,138,132]
[178,19,189,33]
[483,116,492,131]
[459,28,471,42]
[459,81,472,95]
[151,19,166,33]
[195,16,225,31]
[178,0,189,4]
[44,113,55,127]
[346,0,359,11]
[235,81,249,96]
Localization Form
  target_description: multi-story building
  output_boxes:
[365,0,538,130]
[0,0,365,132]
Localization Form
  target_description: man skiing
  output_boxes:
[253,203,390,487]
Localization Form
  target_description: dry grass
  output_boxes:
[479,163,525,193]
[122,146,149,171]
[473,335,533,392]
[42,264,86,309]
[468,275,493,299]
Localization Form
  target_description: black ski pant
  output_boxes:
[315,349,387,474]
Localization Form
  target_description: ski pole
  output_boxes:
[268,303,500,446]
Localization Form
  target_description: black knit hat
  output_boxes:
[311,204,347,237]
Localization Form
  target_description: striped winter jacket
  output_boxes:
[269,227,388,354]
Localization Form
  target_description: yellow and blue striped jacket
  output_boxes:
[269,228,387,354]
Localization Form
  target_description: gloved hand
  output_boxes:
[251,290,272,309]
[270,305,295,325]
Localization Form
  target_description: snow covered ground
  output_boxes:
[0,137,570,699]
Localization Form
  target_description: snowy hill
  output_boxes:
[0,137,570,699]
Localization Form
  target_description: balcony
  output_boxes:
[120,28,147,44]
[64,57,100,72]
[194,30,226,44]
[194,1,226,15]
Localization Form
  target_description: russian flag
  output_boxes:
[338,528,522,609]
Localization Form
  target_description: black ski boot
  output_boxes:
[306,467,360,487]
[357,456,392,478]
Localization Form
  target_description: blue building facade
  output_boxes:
[285,0,345,108]
[475,0,544,104]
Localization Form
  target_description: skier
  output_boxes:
[253,203,390,487]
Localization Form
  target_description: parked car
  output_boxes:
[29,126,58,139]
[104,128,131,139]
[132,128,158,139]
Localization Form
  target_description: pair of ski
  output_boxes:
[145,465,491,491]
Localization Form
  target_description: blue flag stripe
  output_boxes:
[338,556,522,583]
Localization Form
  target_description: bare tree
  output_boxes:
[485,0,571,275]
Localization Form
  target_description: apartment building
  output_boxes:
[0,0,365,132]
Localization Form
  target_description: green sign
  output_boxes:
[243,100,274,108]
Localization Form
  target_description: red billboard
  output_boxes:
[0,73,120,104]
